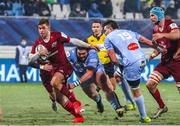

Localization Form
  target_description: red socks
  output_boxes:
[151,89,165,108]
[60,85,77,102]
[64,101,82,117]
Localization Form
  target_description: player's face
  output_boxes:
[92,23,102,36]
[150,14,158,24]
[38,23,50,39]
[103,26,112,35]
[77,49,88,61]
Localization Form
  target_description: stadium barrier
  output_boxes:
[0,17,180,46]
[0,58,174,83]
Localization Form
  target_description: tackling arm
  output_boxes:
[28,53,40,64]
[79,68,94,83]
[162,29,180,40]
[68,68,95,88]
[70,38,91,48]
[148,49,160,61]
[28,53,52,71]
[139,36,153,47]
[153,29,180,40]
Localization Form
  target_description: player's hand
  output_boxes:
[39,47,48,57]
[68,80,81,89]
[152,33,164,40]
[90,45,100,51]
[152,40,167,53]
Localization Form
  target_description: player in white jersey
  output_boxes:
[103,20,153,123]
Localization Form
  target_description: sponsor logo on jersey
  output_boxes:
[52,41,57,48]
[127,43,139,50]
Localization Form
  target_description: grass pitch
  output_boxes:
[0,83,180,125]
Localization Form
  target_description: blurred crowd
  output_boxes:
[0,0,180,19]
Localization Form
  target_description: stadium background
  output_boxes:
[0,0,180,83]
[0,0,180,125]
[0,18,178,83]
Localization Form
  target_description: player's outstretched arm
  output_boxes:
[138,36,153,47]
[28,53,40,63]
[68,68,94,89]
[148,49,160,61]
[70,38,91,48]
[70,38,99,51]
[153,29,180,40]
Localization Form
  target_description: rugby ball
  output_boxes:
[35,44,48,61]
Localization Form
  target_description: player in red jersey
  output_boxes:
[146,7,180,119]
[29,18,94,123]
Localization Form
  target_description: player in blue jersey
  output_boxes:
[103,20,153,123]
[67,46,125,117]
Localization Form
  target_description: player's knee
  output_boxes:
[146,81,154,91]
[146,71,162,91]
[132,88,141,97]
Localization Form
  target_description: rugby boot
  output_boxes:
[151,106,168,119]
[115,107,124,118]
[51,101,57,112]
[96,97,104,113]
[139,116,151,123]
[72,116,85,123]
[127,103,136,111]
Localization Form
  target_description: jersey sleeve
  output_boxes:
[86,50,99,69]
[57,32,70,43]
[104,37,113,51]
[31,40,39,54]
[168,22,179,31]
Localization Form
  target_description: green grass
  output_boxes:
[0,83,180,125]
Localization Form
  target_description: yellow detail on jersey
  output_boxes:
[87,34,110,64]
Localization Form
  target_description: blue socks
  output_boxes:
[109,92,121,110]
[119,78,134,104]
[134,95,147,118]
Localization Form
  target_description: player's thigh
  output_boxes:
[51,72,65,86]
[96,71,112,92]
[104,62,115,78]
[123,60,145,81]
[146,70,164,90]
[147,63,169,90]
[170,60,180,83]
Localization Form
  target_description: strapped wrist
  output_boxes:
[74,80,81,87]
